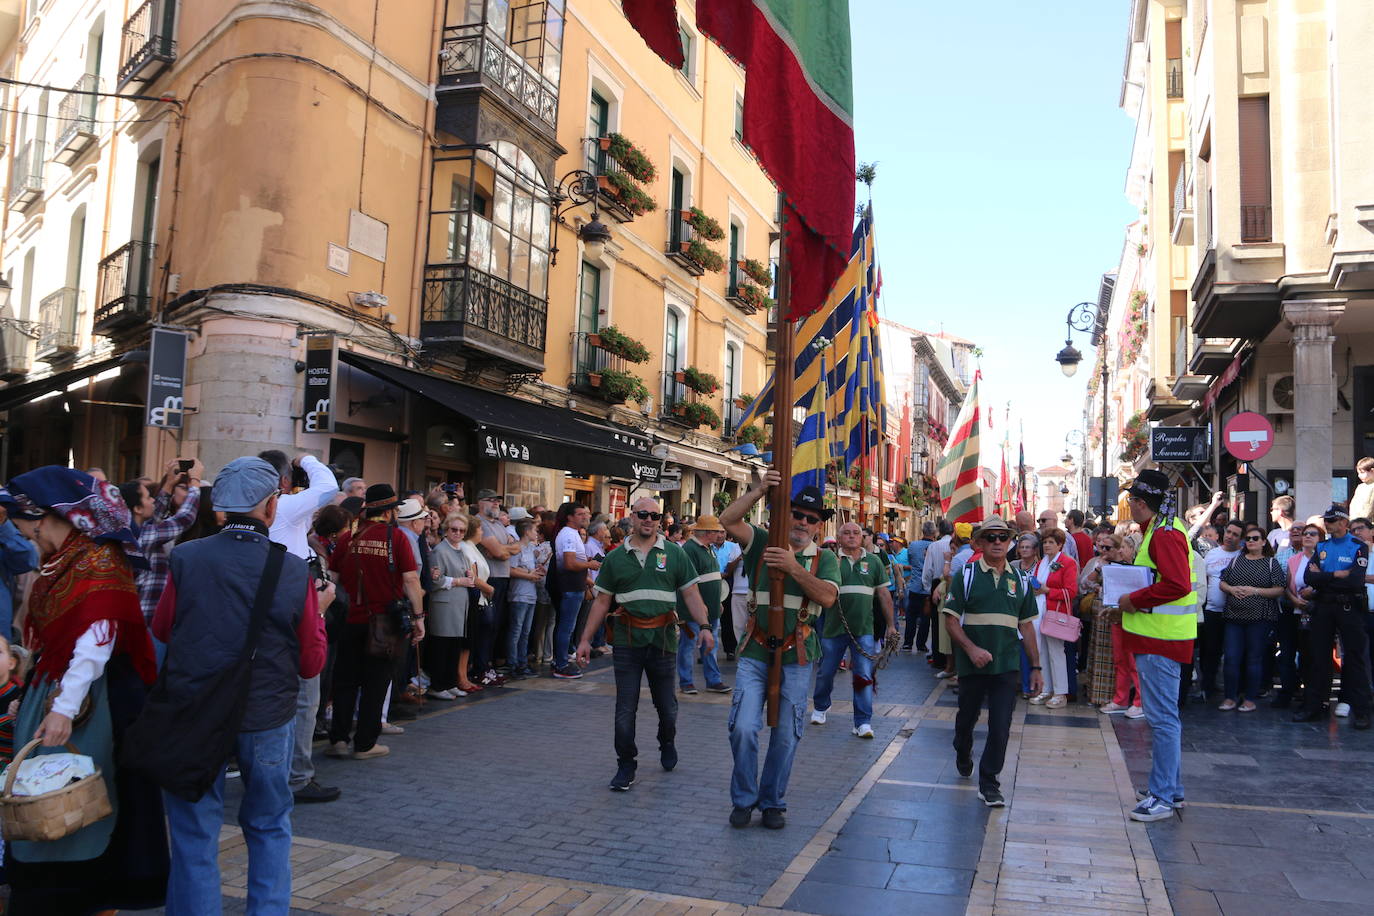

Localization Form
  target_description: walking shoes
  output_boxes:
[1130,794,1176,822]
[609,763,637,791]
[729,806,753,828]
[353,744,390,760]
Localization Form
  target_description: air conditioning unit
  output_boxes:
[1265,373,1295,415]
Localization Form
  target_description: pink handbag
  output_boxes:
[1041,609,1082,642]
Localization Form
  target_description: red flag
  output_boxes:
[620,1,855,320]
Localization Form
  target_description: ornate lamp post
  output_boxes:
[1054,301,1110,508]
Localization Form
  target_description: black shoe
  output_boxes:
[1292,709,1325,722]
[312,727,330,742]
[1355,714,1372,731]
[729,806,753,828]
[760,807,785,829]
[293,779,341,804]
[978,787,1006,808]
[725,652,736,661]
[956,754,974,779]
[661,744,678,771]
[609,763,637,791]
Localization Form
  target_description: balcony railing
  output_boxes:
[37,288,80,362]
[0,320,39,379]
[119,0,177,88]
[661,370,688,419]
[94,240,156,333]
[7,139,44,210]
[55,75,100,164]
[1171,166,1194,246]
[584,138,635,222]
[420,263,548,372]
[1241,204,1272,243]
[438,24,558,133]
[1166,58,1183,98]
[664,210,704,276]
[722,401,743,437]
[570,329,622,391]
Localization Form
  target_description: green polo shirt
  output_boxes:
[940,558,1037,677]
[678,537,723,624]
[595,535,697,650]
[739,524,842,666]
[822,550,888,638]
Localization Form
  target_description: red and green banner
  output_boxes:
[620,0,855,320]
[937,371,985,524]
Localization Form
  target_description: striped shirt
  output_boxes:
[822,549,888,638]
[678,537,723,623]
[739,524,842,666]
[941,558,1038,677]
[595,535,700,650]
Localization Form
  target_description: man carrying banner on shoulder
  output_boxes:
[718,469,841,830]
[811,521,894,739]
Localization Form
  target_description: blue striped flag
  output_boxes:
[792,353,830,499]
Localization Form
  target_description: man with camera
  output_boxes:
[327,484,425,759]
[122,457,204,629]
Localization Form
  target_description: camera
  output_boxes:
[177,458,194,473]
[387,597,414,635]
[291,465,310,489]
[442,483,459,495]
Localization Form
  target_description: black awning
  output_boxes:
[340,353,663,483]
[0,356,124,413]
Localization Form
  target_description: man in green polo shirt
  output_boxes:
[812,521,894,738]
[577,497,714,792]
[718,470,841,830]
[677,515,731,695]
[942,516,1042,808]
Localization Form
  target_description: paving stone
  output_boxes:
[886,863,975,895]
[785,879,966,916]
[805,854,895,889]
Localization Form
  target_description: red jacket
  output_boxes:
[1040,553,1080,614]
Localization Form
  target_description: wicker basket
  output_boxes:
[0,739,113,842]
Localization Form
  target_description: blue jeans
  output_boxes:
[677,621,724,688]
[728,655,811,811]
[1135,652,1184,805]
[903,591,929,649]
[164,720,294,915]
[507,600,536,669]
[1223,619,1271,701]
[813,634,876,726]
[554,592,583,670]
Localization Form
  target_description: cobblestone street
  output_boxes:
[187,644,1374,915]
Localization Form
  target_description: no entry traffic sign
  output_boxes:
[1223,411,1275,461]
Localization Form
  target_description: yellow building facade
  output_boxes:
[0,0,776,512]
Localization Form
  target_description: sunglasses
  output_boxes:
[983,532,1012,543]
[634,511,663,520]
[447,526,466,533]
[792,510,822,525]
[1095,545,1112,552]
[1245,535,1264,542]
[1304,530,1322,537]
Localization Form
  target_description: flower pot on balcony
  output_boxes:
[597,136,612,152]
[588,372,603,387]
[674,371,686,384]
[588,333,604,349]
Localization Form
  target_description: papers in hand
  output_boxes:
[1101,565,1154,607]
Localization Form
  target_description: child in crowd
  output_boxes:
[0,635,26,765]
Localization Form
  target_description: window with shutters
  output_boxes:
[1237,96,1272,243]
[1165,20,1183,98]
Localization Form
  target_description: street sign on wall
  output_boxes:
[1150,426,1209,463]
[146,328,189,429]
[303,335,337,433]
[1223,411,1275,461]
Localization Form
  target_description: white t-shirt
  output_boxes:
[556,525,588,590]
[1267,526,1292,553]
[1203,546,1241,611]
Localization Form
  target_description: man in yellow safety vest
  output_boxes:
[1118,469,1197,823]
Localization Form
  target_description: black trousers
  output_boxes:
[904,593,929,648]
[953,669,1018,793]
[929,578,946,665]
[475,577,510,671]
[1305,601,1373,716]
[329,621,395,752]
[426,635,462,692]
[1198,608,1225,695]
[721,595,738,655]
[612,644,677,766]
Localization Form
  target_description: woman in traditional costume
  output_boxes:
[0,467,167,914]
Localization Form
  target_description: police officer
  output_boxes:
[1294,505,1372,729]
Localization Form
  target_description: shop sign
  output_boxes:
[146,328,189,429]
[302,335,337,433]
[1149,426,1208,463]
[482,426,660,482]
[648,464,679,490]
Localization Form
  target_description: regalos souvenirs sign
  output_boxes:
[1223,411,1275,461]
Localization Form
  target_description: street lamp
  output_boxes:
[1054,301,1111,505]
[549,169,613,265]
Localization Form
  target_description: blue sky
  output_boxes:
[852,1,1139,469]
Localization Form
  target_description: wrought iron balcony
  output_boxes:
[660,370,689,420]
[7,140,44,211]
[36,288,80,363]
[1166,58,1183,99]
[570,329,618,391]
[438,24,558,135]
[119,0,177,89]
[94,240,156,334]
[665,210,704,277]
[55,75,100,165]
[0,319,39,379]
[1170,166,1194,246]
[584,138,636,223]
[421,263,547,373]
[1241,204,1272,243]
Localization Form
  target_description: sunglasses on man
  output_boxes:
[635,510,663,520]
[983,532,1012,543]
[791,510,822,525]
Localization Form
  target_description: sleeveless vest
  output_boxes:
[1127,517,1198,641]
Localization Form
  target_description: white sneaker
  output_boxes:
[1336,702,1352,718]
[1045,695,1067,709]
[853,723,875,739]
[1125,705,1145,719]
[811,709,827,725]
[935,670,953,679]
[1100,702,1128,714]
[1028,693,1048,705]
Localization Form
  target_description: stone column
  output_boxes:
[1283,300,1346,519]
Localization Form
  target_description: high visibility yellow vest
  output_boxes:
[1125,517,1199,641]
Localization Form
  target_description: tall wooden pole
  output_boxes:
[765,194,795,729]
[874,417,885,533]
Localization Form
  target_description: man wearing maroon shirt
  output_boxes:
[1117,470,1197,822]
